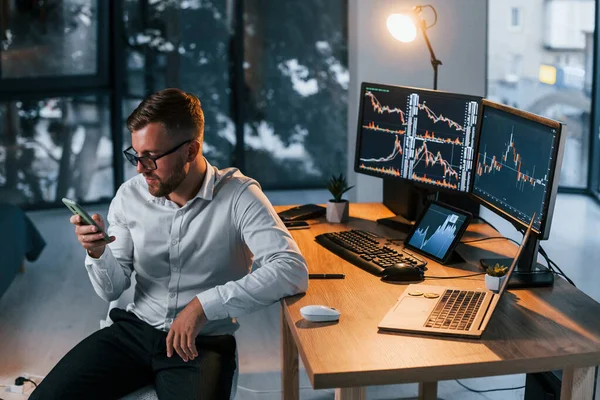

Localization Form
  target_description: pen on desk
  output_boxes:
[308,273,345,279]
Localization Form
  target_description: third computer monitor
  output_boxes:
[354,82,481,193]
[471,99,565,239]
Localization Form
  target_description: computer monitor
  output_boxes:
[354,82,481,230]
[472,99,566,288]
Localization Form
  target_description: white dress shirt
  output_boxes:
[84,158,309,335]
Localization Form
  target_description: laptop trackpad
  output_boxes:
[394,296,437,318]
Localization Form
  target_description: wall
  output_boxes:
[347,0,488,202]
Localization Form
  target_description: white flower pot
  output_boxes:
[485,274,506,292]
[326,200,349,223]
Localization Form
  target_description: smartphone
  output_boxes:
[284,221,310,230]
[62,198,111,242]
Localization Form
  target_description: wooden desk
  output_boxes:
[278,203,600,400]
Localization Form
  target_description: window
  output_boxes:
[123,0,234,171]
[242,0,348,189]
[122,0,349,190]
[510,7,521,29]
[0,0,98,79]
[0,96,113,206]
[489,0,595,189]
[0,1,350,209]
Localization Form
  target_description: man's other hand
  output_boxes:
[70,214,115,259]
[166,297,207,361]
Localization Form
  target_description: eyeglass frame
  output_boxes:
[123,140,193,171]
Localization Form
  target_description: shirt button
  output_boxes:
[172,266,178,272]
[171,239,178,245]
[169,292,175,298]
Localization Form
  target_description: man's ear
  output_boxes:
[187,140,201,162]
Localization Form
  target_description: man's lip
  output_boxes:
[145,177,157,183]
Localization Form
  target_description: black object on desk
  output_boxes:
[315,229,427,276]
[278,204,326,221]
[309,274,345,279]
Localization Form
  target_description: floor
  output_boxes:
[1,191,598,400]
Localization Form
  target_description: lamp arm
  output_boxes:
[419,20,442,90]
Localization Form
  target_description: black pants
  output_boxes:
[30,308,236,400]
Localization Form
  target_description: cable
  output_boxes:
[461,236,519,245]
[15,377,37,388]
[455,379,525,393]
[538,246,576,286]
[425,272,485,280]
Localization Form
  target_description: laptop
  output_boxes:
[378,214,535,339]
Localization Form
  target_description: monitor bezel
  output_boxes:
[469,99,566,239]
[353,81,483,194]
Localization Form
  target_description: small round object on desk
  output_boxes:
[424,292,440,299]
[408,290,424,296]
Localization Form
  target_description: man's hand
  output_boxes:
[166,297,207,362]
[70,214,115,259]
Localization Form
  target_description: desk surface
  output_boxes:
[278,203,600,389]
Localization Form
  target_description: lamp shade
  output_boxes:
[386,13,417,43]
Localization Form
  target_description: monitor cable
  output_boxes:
[461,236,519,245]
[424,272,485,280]
[470,218,576,287]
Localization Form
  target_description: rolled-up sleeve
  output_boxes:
[197,182,309,320]
[84,188,134,302]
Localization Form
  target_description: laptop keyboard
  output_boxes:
[424,290,485,331]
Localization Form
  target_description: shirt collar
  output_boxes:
[145,157,215,203]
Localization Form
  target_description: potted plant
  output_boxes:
[326,174,354,223]
[485,264,508,292]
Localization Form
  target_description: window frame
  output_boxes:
[0,0,110,95]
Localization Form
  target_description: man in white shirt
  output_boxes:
[30,88,309,400]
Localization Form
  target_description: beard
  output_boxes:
[144,157,187,198]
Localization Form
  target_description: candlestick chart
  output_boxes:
[357,85,479,192]
[473,108,558,231]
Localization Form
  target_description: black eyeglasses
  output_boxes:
[123,140,192,171]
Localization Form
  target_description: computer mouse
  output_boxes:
[300,305,341,322]
[381,263,424,283]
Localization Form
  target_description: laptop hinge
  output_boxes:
[476,294,496,331]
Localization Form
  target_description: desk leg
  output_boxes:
[281,309,299,400]
[334,387,366,400]
[561,366,595,400]
[418,382,438,400]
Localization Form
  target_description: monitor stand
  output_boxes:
[378,179,481,234]
[377,179,427,234]
[479,234,554,288]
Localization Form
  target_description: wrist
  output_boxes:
[87,247,105,259]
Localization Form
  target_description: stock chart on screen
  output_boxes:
[356,84,480,192]
[473,106,558,232]
[407,203,468,259]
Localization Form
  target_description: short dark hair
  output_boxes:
[127,88,204,142]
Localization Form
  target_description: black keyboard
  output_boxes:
[315,230,427,276]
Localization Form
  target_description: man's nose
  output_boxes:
[136,161,151,174]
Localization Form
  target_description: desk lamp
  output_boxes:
[386,5,442,90]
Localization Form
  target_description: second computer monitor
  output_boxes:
[472,100,565,239]
[354,82,481,192]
